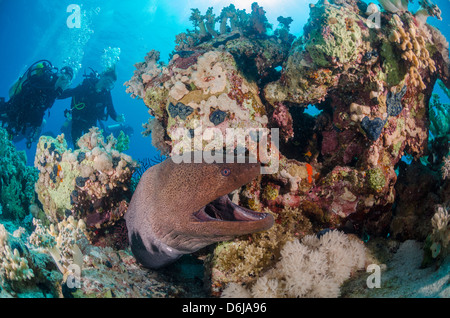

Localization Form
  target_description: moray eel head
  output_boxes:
[125,153,274,269]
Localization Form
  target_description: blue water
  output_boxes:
[0,0,449,165]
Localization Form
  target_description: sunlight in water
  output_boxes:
[185,0,307,12]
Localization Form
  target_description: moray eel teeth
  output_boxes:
[194,195,269,222]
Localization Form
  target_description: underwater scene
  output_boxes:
[0,0,449,302]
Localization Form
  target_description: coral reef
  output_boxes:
[207,206,313,293]
[126,49,272,155]
[0,217,204,298]
[125,4,295,156]
[0,223,61,297]
[221,230,367,298]
[67,246,202,298]
[261,0,449,237]
[428,205,450,259]
[0,224,34,282]
[0,127,39,220]
[34,128,137,243]
[124,0,450,296]
[28,217,87,275]
[2,0,448,299]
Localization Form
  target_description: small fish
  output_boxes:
[305,151,312,158]
[306,163,313,184]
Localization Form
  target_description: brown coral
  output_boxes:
[388,13,436,90]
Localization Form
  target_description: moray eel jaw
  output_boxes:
[193,195,273,235]
[195,195,266,221]
[128,194,273,270]
[167,194,274,255]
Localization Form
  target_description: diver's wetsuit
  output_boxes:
[59,79,118,146]
[0,66,61,144]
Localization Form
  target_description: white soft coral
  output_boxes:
[222,230,367,298]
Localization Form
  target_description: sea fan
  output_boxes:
[133,154,167,180]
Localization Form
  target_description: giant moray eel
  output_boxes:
[125,154,274,269]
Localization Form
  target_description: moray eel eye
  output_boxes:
[221,168,231,176]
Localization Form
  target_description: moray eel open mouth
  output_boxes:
[125,153,274,269]
[194,195,268,222]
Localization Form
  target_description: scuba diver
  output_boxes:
[59,66,125,147]
[0,60,73,148]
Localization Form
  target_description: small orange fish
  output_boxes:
[306,163,313,184]
[305,151,312,157]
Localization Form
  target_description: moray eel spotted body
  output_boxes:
[125,154,274,269]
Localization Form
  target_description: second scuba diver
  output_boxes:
[59,66,125,147]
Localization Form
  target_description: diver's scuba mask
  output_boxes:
[55,66,74,91]
[60,66,74,80]
[96,76,115,92]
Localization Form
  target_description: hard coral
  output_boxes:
[128,48,269,155]
[29,217,87,275]
[0,224,34,282]
[169,3,292,83]
[34,128,137,242]
[429,205,450,259]
[304,3,363,68]
[388,13,436,90]
[262,0,446,236]
[124,50,162,99]
[0,224,61,297]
